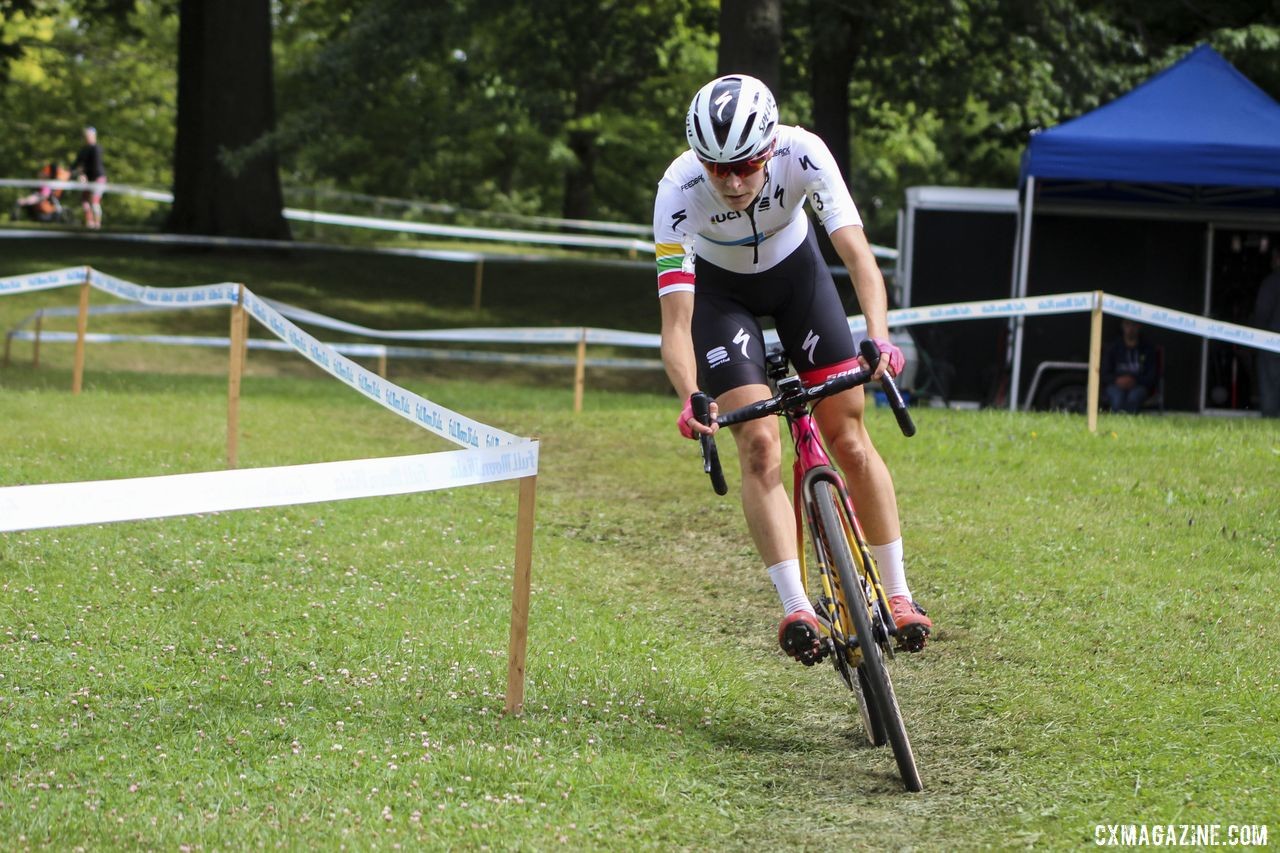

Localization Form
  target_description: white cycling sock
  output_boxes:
[871,539,911,600]
[767,559,814,615]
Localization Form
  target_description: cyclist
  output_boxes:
[654,74,933,664]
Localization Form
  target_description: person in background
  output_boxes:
[70,125,107,230]
[11,162,68,222]
[1101,319,1159,414]
[1251,244,1280,418]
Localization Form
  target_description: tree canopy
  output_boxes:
[1,0,1278,241]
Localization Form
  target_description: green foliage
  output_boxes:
[0,0,175,224]
[272,0,717,223]
[1,0,1278,236]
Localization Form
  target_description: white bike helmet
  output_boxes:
[685,74,778,163]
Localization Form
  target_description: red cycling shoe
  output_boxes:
[889,596,932,652]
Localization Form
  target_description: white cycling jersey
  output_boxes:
[653,124,862,297]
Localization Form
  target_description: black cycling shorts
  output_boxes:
[691,227,858,397]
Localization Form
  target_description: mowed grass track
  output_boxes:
[2,241,1278,848]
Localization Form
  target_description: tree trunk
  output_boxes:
[562,129,596,220]
[168,0,290,239]
[717,0,782,93]
[810,1,861,183]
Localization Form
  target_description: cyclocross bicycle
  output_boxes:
[691,338,922,792]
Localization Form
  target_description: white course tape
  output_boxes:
[0,267,522,449]
[1103,295,1280,354]
[10,330,390,358]
[90,269,240,307]
[239,290,520,448]
[259,299,665,348]
[2,177,898,259]
[9,330,663,369]
[886,293,1096,327]
[0,266,91,295]
[282,207,655,254]
[0,445,539,532]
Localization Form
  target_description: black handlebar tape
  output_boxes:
[806,365,873,399]
[690,392,728,495]
[716,397,778,426]
[858,339,917,438]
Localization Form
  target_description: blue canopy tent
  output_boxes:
[1008,44,1280,409]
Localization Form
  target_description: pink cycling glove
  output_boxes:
[678,395,697,439]
[871,337,905,376]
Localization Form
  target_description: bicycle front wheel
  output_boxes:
[813,484,923,792]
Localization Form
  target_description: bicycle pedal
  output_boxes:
[895,625,930,653]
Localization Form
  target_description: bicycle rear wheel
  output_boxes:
[813,484,923,792]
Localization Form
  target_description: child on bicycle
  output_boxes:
[655,74,933,664]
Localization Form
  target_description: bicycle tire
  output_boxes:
[819,579,884,747]
[807,492,883,747]
[856,667,888,747]
[813,484,923,792]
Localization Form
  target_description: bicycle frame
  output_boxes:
[700,339,923,791]
[780,385,898,653]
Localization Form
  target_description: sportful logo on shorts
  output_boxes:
[706,346,730,368]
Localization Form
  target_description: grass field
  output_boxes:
[2,240,1278,849]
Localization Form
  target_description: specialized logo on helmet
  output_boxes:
[686,74,779,164]
[714,91,734,122]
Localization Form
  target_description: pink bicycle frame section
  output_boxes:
[788,409,870,548]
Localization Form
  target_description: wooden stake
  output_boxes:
[377,346,388,379]
[573,329,587,413]
[1087,290,1103,433]
[2,331,11,369]
[240,301,251,364]
[227,285,247,469]
[472,259,485,313]
[32,311,43,368]
[505,474,537,715]
[71,273,90,394]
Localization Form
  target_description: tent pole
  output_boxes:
[1198,224,1214,413]
[899,206,914,307]
[1009,176,1036,410]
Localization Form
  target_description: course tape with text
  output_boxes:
[0,267,536,533]
[7,270,1277,364]
[0,267,522,448]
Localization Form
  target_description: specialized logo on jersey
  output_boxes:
[706,346,730,368]
[670,208,688,229]
[733,328,751,358]
[799,155,818,170]
[756,183,786,213]
[802,330,820,364]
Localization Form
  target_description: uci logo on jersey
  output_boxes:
[710,210,744,224]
